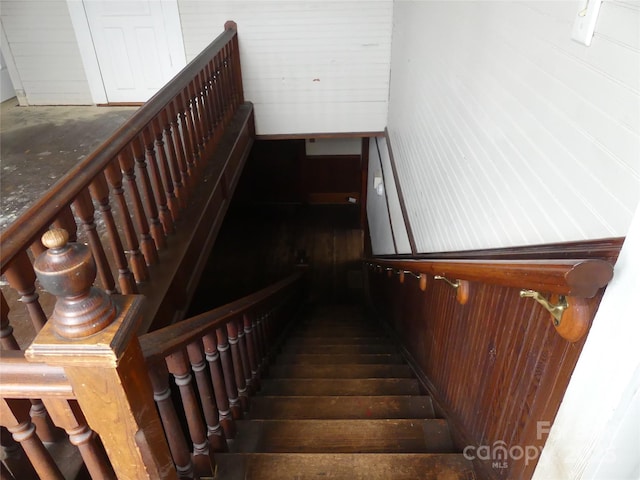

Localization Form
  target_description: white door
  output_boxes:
[83,0,186,103]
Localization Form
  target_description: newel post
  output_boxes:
[25,229,177,480]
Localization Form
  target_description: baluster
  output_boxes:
[0,398,63,480]
[236,317,253,395]
[194,74,211,148]
[141,129,174,236]
[52,205,78,242]
[89,173,137,294]
[1,292,19,350]
[42,398,116,479]
[257,314,270,368]
[253,314,267,374]
[160,110,187,211]
[226,319,249,409]
[201,66,217,142]
[166,349,215,477]
[130,139,167,250]
[228,24,245,105]
[150,119,180,223]
[169,100,195,194]
[147,365,195,480]
[221,48,233,120]
[242,313,261,391]
[202,333,235,439]
[1,426,37,480]
[104,160,149,281]
[4,253,47,331]
[223,42,236,110]
[185,341,226,451]
[208,60,224,142]
[215,327,242,419]
[180,89,201,178]
[117,151,159,266]
[72,188,117,294]
[187,81,205,162]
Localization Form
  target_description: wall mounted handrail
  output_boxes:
[367,257,613,298]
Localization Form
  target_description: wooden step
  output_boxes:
[250,396,436,419]
[268,364,414,378]
[281,344,397,354]
[215,453,476,480]
[291,327,384,337]
[276,353,404,365]
[259,379,420,396]
[230,419,454,453]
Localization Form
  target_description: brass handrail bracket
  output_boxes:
[435,275,469,304]
[434,275,460,289]
[519,290,567,326]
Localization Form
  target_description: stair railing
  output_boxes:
[1,226,305,479]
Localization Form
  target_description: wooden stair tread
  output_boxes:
[268,364,413,378]
[250,395,435,419]
[281,344,397,354]
[259,378,420,396]
[275,353,404,365]
[230,419,454,453]
[215,453,476,479]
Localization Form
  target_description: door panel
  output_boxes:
[84,1,185,103]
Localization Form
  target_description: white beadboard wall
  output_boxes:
[367,136,412,255]
[387,1,640,252]
[178,0,392,136]
[0,1,93,105]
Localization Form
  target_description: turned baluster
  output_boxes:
[150,119,180,223]
[42,398,115,479]
[52,205,78,242]
[236,318,253,395]
[180,89,201,177]
[4,253,47,331]
[160,110,187,211]
[0,399,63,480]
[104,160,149,281]
[243,313,261,391]
[253,314,267,373]
[215,327,242,420]
[226,319,249,411]
[169,100,195,194]
[202,332,235,439]
[27,229,176,479]
[130,139,166,250]
[147,364,195,480]
[117,151,159,266]
[1,426,37,480]
[89,173,137,294]
[193,74,211,148]
[72,188,117,295]
[140,129,174,236]
[185,341,226,451]
[223,43,236,110]
[201,66,217,141]
[220,49,233,121]
[187,81,205,161]
[208,60,224,139]
[165,349,214,477]
[1,292,19,350]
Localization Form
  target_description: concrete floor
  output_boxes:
[0,98,138,232]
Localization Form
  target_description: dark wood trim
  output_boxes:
[384,128,417,254]
[96,102,144,107]
[256,131,384,141]
[360,138,369,229]
[374,237,625,263]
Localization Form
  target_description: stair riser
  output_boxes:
[276,354,405,365]
[259,379,421,396]
[268,364,414,378]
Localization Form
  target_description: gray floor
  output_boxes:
[0,98,138,232]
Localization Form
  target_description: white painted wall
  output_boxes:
[0,0,93,105]
[0,50,15,102]
[367,136,411,255]
[387,1,640,253]
[533,199,640,480]
[178,0,392,136]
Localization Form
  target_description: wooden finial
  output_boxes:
[33,228,116,339]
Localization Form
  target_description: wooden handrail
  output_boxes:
[367,257,614,342]
[368,258,613,298]
[140,271,304,362]
[0,351,72,399]
[0,26,236,271]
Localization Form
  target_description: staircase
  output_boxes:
[215,304,476,479]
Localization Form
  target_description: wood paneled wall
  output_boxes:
[367,257,610,479]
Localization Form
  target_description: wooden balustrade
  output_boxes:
[1,21,252,347]
[365,253,615,480]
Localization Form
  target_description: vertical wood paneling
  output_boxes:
[178,1,392,135]
[0,1,93,105]
[368,265,605,479]
[387,1,640,252]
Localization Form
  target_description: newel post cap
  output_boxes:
[33,228,116,339]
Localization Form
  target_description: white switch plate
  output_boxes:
[571,0,603,46]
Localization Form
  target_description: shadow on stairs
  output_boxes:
[215,304,476,479]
